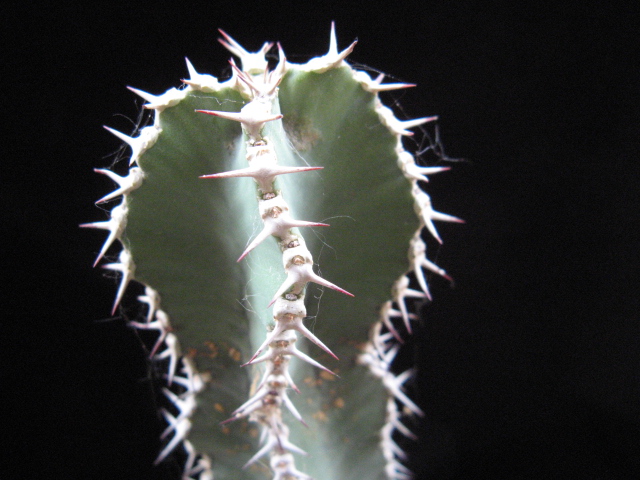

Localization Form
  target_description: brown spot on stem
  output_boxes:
[204,341,219,358]
[283,113,321,151]
[312,411,328,423]
[228,347,242,362]
[186,348,198,359]
[320,370,336,381]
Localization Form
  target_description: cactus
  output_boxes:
[85,24,461,480]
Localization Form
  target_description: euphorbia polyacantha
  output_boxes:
[85,24,461,480]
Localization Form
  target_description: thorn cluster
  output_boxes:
[129,289,210,474]
[358,323,423,480]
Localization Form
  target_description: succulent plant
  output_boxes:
[84,23,461,480]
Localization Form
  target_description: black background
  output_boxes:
[4,2,639,479]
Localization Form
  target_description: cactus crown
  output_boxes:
[86,23,461,480]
